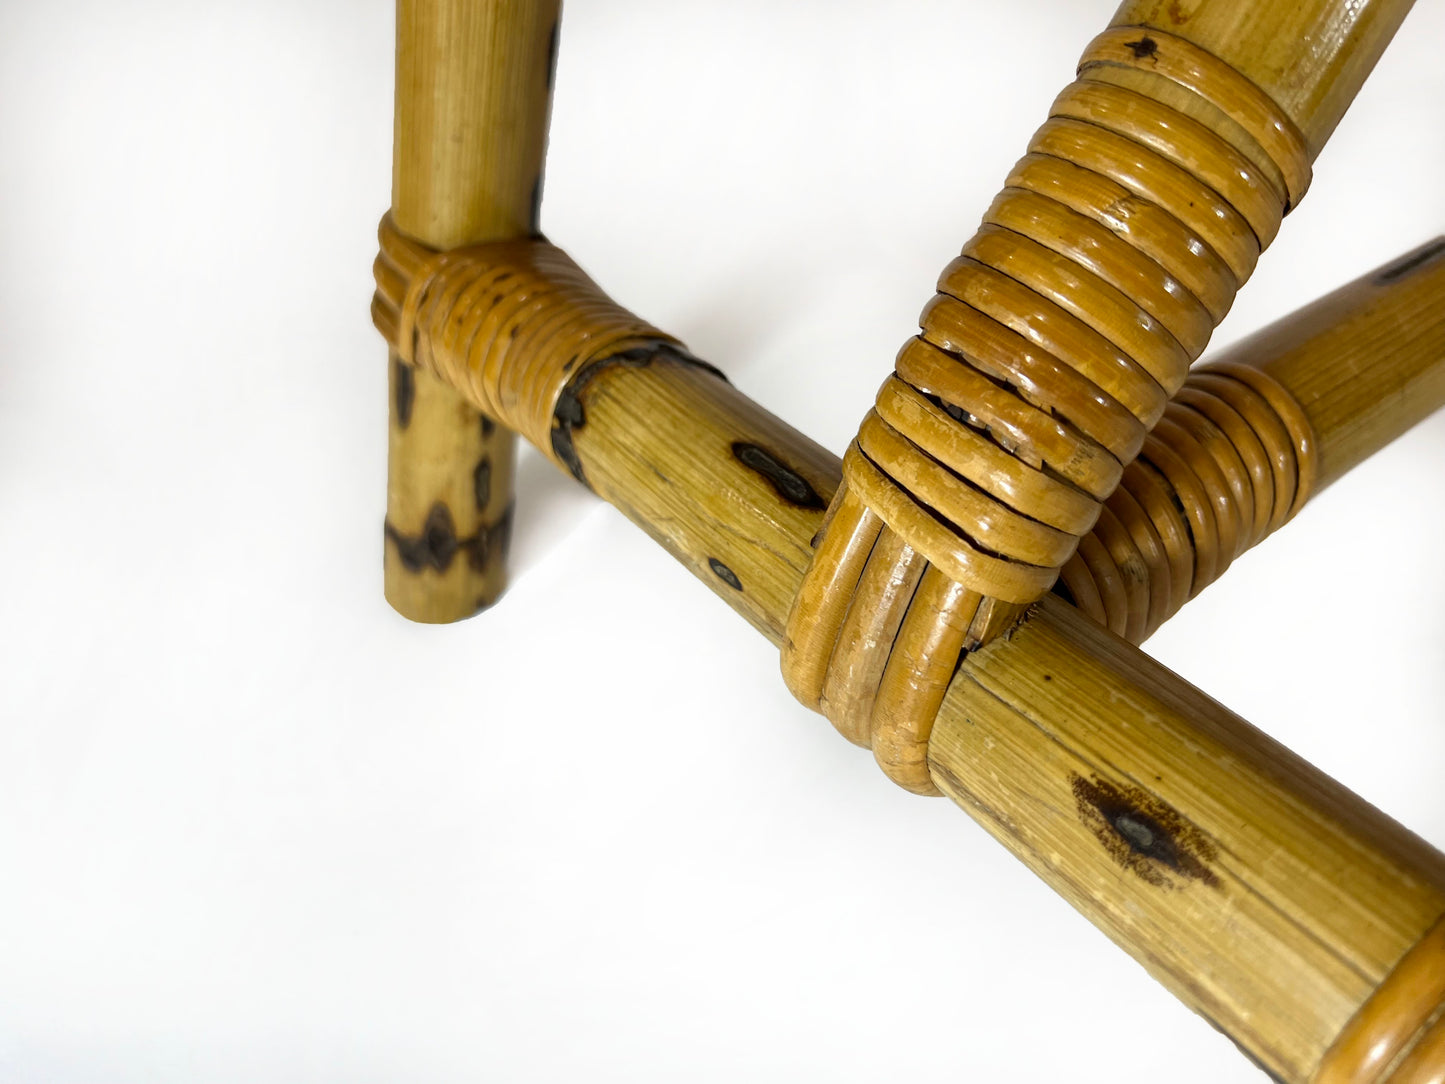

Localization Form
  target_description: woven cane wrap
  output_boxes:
[372,215,682,466]
[783,28,1313,792]
[1057,360,1316,643]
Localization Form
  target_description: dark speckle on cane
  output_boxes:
[479,414,496,439]
[1125,36,1158,59]
[464,502,513,572]
[1070,772,1220,889]
[550,342,728,487]
[473,457,492,511]
[393,358,415,429]
[384,501,513,575]
[385,502,458,573]
[731,442,827,510]
[708,557,743,591]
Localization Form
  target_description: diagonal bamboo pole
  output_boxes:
[383,0,560,622]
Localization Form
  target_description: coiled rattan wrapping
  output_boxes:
[1057,359,1315,642]
[783,28,1314,793]
[372,215,682,467]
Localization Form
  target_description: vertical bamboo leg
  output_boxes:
[383,0,560,622]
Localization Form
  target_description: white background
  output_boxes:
[2,1,1443,1081]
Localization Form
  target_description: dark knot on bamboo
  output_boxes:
[782,28,1313,793]
[372,216,683,468]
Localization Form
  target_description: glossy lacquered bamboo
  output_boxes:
[384,0,559,622]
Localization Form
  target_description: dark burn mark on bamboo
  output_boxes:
[551,386,589,483]
[473,457,492,511]
[1070,772,1220,889]
[1378,238,1445,282]
[393,357,415,429]
[385,501,514,575]
[731,442,827,510]
[386,502,458,572]
[1124,36,1158,59]
[550,342,729,487]
[708,557,743,591]
[479,414,496,439]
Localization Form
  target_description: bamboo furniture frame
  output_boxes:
[372,2,1445,1080]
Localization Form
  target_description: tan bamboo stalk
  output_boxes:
[930,596,1445,1083]
[1246,238,1445,490]
[1111,0,1418,158]
[384,0,559,622]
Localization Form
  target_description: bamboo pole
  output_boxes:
[930,596,1445,1083]
[384,0,559,622]
[1110,0,1418,158]
[1246,238,1445,490]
